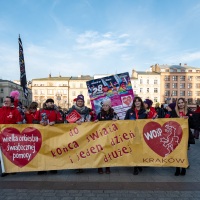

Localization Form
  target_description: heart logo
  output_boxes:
[143,121,183,157]
[0,127,42,167]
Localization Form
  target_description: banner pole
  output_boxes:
[0,147,5,173]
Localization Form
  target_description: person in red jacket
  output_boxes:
[24,102,39,124]
[35,98,63,126]
[0,96,22,124]
[35,98,63,175]
[143,99,157,119]
[0,96,22,177]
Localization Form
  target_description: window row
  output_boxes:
[34,90,84,96]
[165,91,200,96]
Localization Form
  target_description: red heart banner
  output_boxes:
[0,127,42,167]
[143,121,183,157]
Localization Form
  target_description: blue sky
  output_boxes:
[0,0,200,81]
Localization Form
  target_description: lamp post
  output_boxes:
[68,76,72,109]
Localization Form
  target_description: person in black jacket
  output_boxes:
[170,98,194,176]
[124,96,147,175]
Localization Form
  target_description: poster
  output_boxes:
[86,72,134,119]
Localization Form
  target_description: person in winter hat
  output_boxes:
[143,99,157,119]
[95,97,118,174]
[67,94,91,174]
[168,103,176,110]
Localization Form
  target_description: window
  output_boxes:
[188,83,192,89]
[72,91,76,96]
[165,69,169,72]
[196,76,200,81]
[154,80,158,84]
[147,88,149,93]
[154,97,158,102]
[47,90,53,95]
[140,88,143,93]
[188,98,193,105]
[165,76,170,81]
[154,88,158,93]
[72,83,76,88]
[165,83,170,89]
[180,91,185,96]
[165,91,170,96]
[147,79,149,84]
[196,83,200,88]
[172,91,178,96]
[34,90,38,95]
[80,91,83,94]
[180,83,185,89]
[63,90,67,94]
[80,83,83,88]
[0,88,3,93]
[188,76,193,81]
[180,76,185,81]
[172,76,178,81]
[172,83,177,89]
[0,97,3,103]
[140,79,143,84]
[40,90,45,95]
[196,91,200,96]
[188,91,192,96]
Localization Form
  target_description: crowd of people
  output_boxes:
[0,90,199,177]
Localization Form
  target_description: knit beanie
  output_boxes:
[46,98,54,103]
[144,99,153,107]
[76,94,84,102]
[102,98,112,107]
[168,103,176,110]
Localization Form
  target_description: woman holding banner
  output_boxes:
[66,94,91,173]
[0,96,22,177]
[170,98,195,176]
[124,96,147,175]
[95,98,118,174]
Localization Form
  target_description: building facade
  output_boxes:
[130,69,161,103]
[31,75,93,109]
[0,79,32,107]
[151,63,200,104]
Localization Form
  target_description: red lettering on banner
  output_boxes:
[104,145,132,162]
[69,127,79,137]
[111,131,135,146]
[86,123,118,142]
[50,141,79,158]
[77,144,104,160]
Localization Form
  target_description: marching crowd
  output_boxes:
[0,90,199,177]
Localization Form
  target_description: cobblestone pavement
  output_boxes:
[0,138,200,199]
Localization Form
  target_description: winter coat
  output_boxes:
[35,108,63,124]
[124,108,147,120]
[0,106,22,124]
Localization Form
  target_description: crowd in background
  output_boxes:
[0,90,200,177]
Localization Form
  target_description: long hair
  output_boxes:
[131,97,145,110]
[175,98,188,117]
[100,106,114,117]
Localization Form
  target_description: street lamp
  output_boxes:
[68,76,72,109]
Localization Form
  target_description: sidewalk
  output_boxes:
[0,139,200,199]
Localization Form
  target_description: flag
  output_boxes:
[19,35,28,99]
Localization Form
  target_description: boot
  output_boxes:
[133,167,139,175]
[174,167,180,176]
[180,168,186,176]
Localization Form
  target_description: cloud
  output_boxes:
[75,31,131,58]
